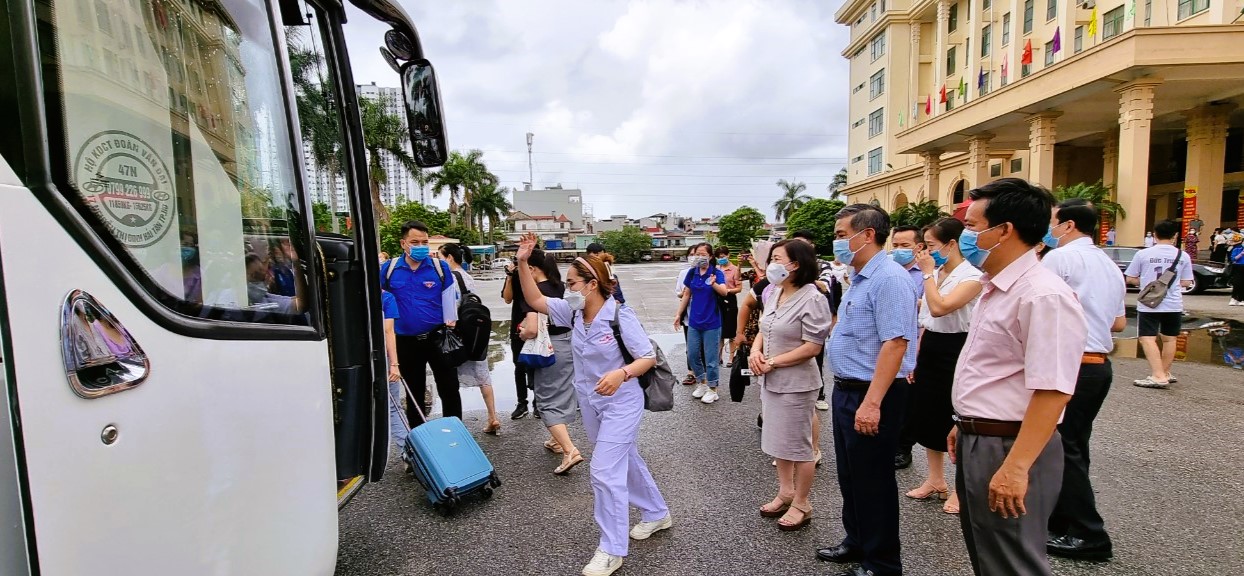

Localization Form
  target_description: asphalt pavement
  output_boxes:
[336,262,1244,576]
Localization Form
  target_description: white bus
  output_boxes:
[0,0,446,572]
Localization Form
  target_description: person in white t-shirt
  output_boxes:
[1124,219,1194,389]
[1143,232,1155,247]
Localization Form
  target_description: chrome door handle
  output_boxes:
[60,290,149,399]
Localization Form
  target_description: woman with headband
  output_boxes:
[515,233,671,576]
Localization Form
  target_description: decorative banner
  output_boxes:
[1237,198,1243,229]
[1182,187,1197,236]
[1098,210,1111,245]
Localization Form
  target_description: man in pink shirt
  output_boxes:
[949,179,1086,576]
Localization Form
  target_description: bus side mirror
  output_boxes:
[400,59,449,168]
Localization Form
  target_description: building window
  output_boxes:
[1177,0,1209,19]
[1046,0,1057,21]
[881,0,887,11]
[980,72,991,95]
[870,69,885,99]
[983,0,991,8]
[1145,0,1152,25]
[990,163,1002,177]
[1011,158,1023,173]
[871,33,886,61]
[1001,73,1008,87]
[868,148,884,175]
[946,46,956,76]
[948,2,959,32]
[982,25,992,56]
[852,118,866,128]
[871,2,878,21]
[1022,63,1031,77]
[853,82,865,94]
[1074,26,1083,53]
[1002,13,1012,45]
[946,97,956,112]
[868,108,885,137]
[852,155,865,164]
[1102,6,1124,39]
[94,0,112,34]
[1045,40,1055,65]
[1023,0,1034,33]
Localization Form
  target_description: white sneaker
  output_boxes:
[701,389,719,404]
[1133,377,1170,389]
[629,514,673,540]
[1231,299,1242,306]
[691,383,708,398]
[815,399,830,411]
[582,549,624,576]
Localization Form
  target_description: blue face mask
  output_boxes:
[890,248,915,266]
[180,247,197,264]
[959,225,1001,268]
[1041,225,1059,249]
[832,230,866,266]
[408,245,430,261]
[930,248,948,267]
[717,258,730,266]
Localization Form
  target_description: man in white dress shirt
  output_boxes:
[1040,199,1127,562]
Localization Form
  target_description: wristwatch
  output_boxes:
[922,273,935,281]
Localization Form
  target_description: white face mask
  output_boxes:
[766,262,792,285]
[564,286,588,311]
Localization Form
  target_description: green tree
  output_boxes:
[1053,179,1125,219]
[773,179,811,222]
[471,182,514,234]
[428,150,498,230]
[784,198,847,255]
[717,206,768,247]
[360,96,422,225]
[441,223,481,246]
[599,226,655,264]
[312,202,333,233]
[377,201,451,256]
[288,29,345,233]
[891,199,950,228]
[827,168,848,200]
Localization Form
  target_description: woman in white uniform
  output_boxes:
[515,233,671,576]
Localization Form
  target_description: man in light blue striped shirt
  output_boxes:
[816,204,918,576]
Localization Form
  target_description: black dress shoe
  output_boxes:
[894,450,912,470]
[1047,534,1113,561]
[831,566,876,576]
[816,544,862,563]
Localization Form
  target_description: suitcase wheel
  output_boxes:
[489,474,502,489]
[480,486,494,499]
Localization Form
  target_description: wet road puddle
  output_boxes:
[1111,309,1244,370]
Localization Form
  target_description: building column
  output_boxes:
[934,0,948,117]
[1184,103,1235,229]
[968,134,994,189]
[910,23,921,124]
[922,150,943,204]
[1115,78,1162,246]
[1027,112,1062,188]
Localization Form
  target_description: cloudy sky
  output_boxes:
[342,0,850,221]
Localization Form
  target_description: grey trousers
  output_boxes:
[956,431,1064,576]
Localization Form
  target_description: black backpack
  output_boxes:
[451,271,492,362]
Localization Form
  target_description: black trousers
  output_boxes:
[815,350,826,401]
[1232,266,1244,301]
[1049,360,1113,543]
[510,337,533,406]
[897,381,917,455]
[396,333,461,423]
[832,381,907,576]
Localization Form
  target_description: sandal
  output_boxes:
[943,493,960,515]
[483,421,501,436]
[544,439,564,454]
[760,495,793,518]
[682,374,697,386]
[554,450,584,475]
[777,503,812,532]
[905,484,949,501]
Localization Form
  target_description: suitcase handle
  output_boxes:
[386,377,430,430]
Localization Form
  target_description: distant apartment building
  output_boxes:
[302,83,419,213]
[513,185,585,229]
[835,0,1244,244]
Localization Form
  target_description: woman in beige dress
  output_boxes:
[749,239,833,532]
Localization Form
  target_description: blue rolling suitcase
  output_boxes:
[390,379,500,515]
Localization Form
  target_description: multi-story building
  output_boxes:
[835,0,1244,244]
[513,185,585,229]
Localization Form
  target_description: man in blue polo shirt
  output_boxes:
[383,220,461,422]
[816,204,917,576]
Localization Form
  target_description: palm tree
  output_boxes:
[471,183,514,236]
[773,179,811,223]
[429,150,498,230]
[288,32,345,232]
[891,198,949,228]
[359,96,421,224]
[1053,180,1125,219]
[827,168,848,200]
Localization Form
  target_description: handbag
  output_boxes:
[437,326,469,368]
[1138,244,1183,308]
[518,314,557,368]
[728,344,751,403]
[607,304,677,412]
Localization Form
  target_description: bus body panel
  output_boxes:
[0,184,340,575]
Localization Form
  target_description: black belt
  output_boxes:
[953,415,1022,437]
[833,377,906,391]
[400,327,444,341]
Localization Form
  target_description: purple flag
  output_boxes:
[978,67,985,90]
[1052,27,1062,53]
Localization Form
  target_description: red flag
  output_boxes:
[1002,53,1009,79]
[1021,39,1033,65]
[939,84,947,103]
[925,94,932,115]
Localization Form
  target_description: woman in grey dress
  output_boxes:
[517,250,584,474]
[749,239,832,532]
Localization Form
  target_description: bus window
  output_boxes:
[37,0,312,325]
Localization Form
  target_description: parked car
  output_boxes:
[491,258,513,271]
[661,253,673,261]
[1101,246,1230,295]
[641,253,654,261]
